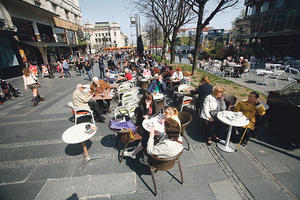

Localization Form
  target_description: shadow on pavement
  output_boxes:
[65,140,92,156]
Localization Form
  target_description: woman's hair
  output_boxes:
[212,87,225,97]
[164,107,178,117]
[201,76,210,84]
[165,118,180,140]
[22,68,30,77]
[143,92,153,101]
[250,91,259,98]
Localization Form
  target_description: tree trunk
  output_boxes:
[170,33,177,64]
[161,36,167,63]
[192,5,205,75]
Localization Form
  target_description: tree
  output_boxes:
[132,0,195,63]
[144,20,163,55]
[184,0,239,74]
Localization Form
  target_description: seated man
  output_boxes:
[238,56,250,77]
[234,91,266,145]
[148,73,167,94]
[171,67,183,82]
[72,83,105,122]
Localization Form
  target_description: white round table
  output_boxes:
[217,111,249,153]
[62,123,100,170]
[152,93,164,100]
[142,115,165,134]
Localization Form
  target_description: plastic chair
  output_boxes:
[67,102,95,125]
[145,150,184,196]
[178,112,192,150]
[114,101,137,119]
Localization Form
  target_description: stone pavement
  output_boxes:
[0,63,299,200]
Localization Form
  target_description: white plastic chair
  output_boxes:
[67,102,95,125]
[114,101,137,118]
[180,95,194,112]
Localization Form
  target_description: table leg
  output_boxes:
[78,141,101,171]
[217,125,236,153]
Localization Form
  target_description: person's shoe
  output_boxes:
[33,97,39,106]
[123,151,136,159]
[139,157,149,166]
[207,140,212,146]
[38,95,44,101]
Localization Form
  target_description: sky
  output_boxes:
[78,0,244,42]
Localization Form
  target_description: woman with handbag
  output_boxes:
[22,68,44,106]
[200,87,226,145]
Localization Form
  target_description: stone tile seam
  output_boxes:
[0,153,118,169]
[0,135,104,149]
[240,147,298,200]
[208,146,255,200]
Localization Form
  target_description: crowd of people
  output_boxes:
[20,49,266,166]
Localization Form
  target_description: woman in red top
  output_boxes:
[124,68,132,80]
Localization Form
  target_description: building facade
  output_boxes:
[84,21,128,53]
[240,0,300,58]
[0,0,83,79]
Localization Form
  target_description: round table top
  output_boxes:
[217,111,249,127]
[153,93,164,100]
[62,123,97,144]
[142,115,165,133]
[256,69,274,74]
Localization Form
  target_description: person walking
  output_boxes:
[63,58,71,77]
[22,68,44,106]
[98,57,105,79]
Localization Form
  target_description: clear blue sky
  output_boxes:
[79,0,244,40]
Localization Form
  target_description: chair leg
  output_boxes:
[150,166,158,196]
[178,160,184,184]
[120,136,130,163]
[75,115,77,125]
[182,133,190,151]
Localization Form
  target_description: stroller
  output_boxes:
[0,79,21,101]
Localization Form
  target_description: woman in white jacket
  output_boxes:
[200,87,226,145]
[140,118,183,165]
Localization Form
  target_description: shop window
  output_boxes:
[247,5,257,15]
[55,27,67,43]
[0,36,19,69]
[67,30,76,44]
[12,18,36,42]
[37,23,55,42]
[275,0,285,8]
[261,1,269,13]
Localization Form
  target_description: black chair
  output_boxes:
[224,94,237,110]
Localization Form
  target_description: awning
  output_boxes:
[20,41,69,47]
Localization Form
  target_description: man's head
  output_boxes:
[247,91,259,104]
[76,84,84,92]
[158,73,163,82]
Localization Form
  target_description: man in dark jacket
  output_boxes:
[190,76,213,118]
[98,57,105,79]
[148,74,167,94]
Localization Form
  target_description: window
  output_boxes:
[0,35,19,69]
[275,0,285,8]
[65,9,69,20]
[67,30,76,44]
[114,31,116,37]
[55,27,67,43]
[261,1,269,13]
[51,3,57,12]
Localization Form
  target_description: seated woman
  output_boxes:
[200,87,226,146]
[119,68,132,81]
[140,118,184,165]
[171,67,183,87]
[234,91,265,146]
[164,107,181,127]
[90,77,112,114]
[143,66,151,78]
[148,73,167,94]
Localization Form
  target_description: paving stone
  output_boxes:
[242,176,289,200]
[27,161,78,181]
[0,180,46,200]
[180,151,198,167]
[255,154,291,174]
[0,166,35,184]
[275,171,300,198]
[209,180,242,200]
[181,164,227,185]
[192,147,216,165]
[110,192,157,200]
[0,146,34,162]
[220,150,264,179]
[27,143,68,159]
[35,172,136,200]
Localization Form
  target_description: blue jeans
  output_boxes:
[87,70,92,81]
[64,68,71,77]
